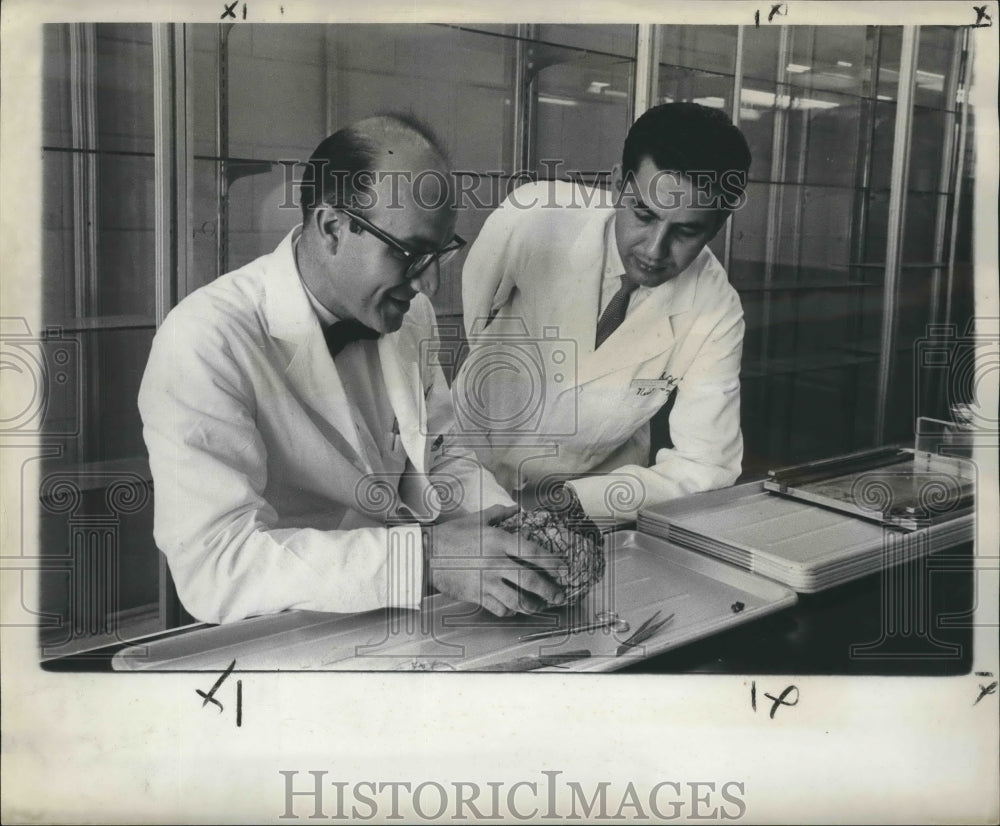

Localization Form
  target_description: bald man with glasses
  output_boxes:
[139,115,565,625]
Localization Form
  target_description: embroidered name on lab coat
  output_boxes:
[631,373,681,396]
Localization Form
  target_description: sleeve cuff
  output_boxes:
[566,476,646,521]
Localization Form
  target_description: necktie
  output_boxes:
[324,319,380,358]
[594,276,638,349]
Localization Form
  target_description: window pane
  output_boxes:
[40,24,160,647]
[535,51,634,174]
[534,24,636,59]
[41,148,76,323]
[96,153,156,317]
[659,26,737,76]
[713,24,973,469]
[92,328,155,460]
[876,27,902,101]
[915,26,960,111]
[42,24,157,324]
[741,26,782,85]
[659,67,734,112]
[95,24,154,155]
[785,26,874,99]
[739,82,872,187]
[199,23,519,318]
[42,25,72,148]
[226,161,298,273]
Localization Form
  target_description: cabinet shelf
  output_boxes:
[732,279,878,292]
[742,352,875,380]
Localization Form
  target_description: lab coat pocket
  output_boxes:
[595,386,663,448]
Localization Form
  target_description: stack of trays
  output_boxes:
[638,481,974,593]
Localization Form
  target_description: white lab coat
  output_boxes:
[454,181,744,520]
[139,229,513,624]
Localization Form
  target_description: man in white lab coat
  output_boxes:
[453,103,752,521]
[139,116,565,624]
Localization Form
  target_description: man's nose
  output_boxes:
[644,222,672,259]
[409,261,440,298]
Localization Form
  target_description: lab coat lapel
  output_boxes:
[378,329,427,474]
[263,230,369,468]
[574,253,699,387]
[556,210,610,353]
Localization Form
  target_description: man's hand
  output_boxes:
[426,506,567,617]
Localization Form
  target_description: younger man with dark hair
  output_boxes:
[454,103,753,520]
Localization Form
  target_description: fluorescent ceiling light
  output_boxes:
[741,88,776,107]
[797,97,839,109]
[538,95,578,107]
[738,108,761,121]
[837,61,853,68]
[740,87,839,110]
[586,81,627,99]
[786,63,810,74]
[692,96,726,108]
[915,70,945,91]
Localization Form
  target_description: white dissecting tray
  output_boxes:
[638,481,974,593]
[112,531,797,673]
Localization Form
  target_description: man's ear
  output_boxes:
[611,163,623,194]
[312,206,343,255]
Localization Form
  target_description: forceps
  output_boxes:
[615,609,675,656]
[517,610,630,642]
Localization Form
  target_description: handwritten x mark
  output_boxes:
[973,6,992,26]
[768,4,786,21]
[221,1,238,19]
[196,658,236,712]
[974,680,997,706]
[763,685,799,718]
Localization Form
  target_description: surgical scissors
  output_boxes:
[517,610,630,642]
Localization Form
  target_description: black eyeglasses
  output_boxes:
[338,206,466,280]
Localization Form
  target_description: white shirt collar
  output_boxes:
[604,214,626,279]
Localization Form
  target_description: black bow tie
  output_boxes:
[324,319,381,358]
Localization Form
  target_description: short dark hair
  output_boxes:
[299,112,450,222]
[622,103,752,211]
[298,126,378,222]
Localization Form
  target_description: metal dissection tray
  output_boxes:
[761,446,975,531]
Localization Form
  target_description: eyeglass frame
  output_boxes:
[331,205,467,280]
